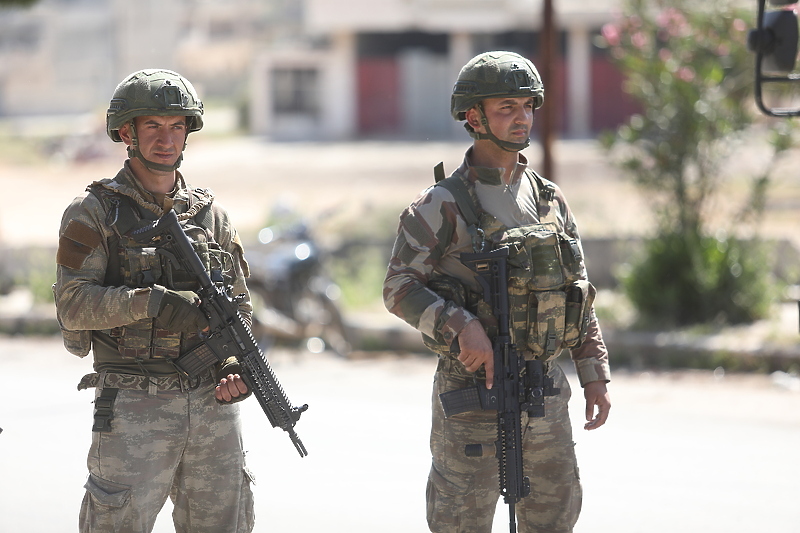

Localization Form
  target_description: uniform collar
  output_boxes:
[461,147,529,186]
[106,162,190,214]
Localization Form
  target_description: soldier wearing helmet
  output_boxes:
[54,70,256,532]
[384,51,611,532]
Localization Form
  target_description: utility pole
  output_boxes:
[540,0,557,182]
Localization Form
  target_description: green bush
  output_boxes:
[600,0,796,327]
[622,231,775,327]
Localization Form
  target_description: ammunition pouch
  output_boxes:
[425,168,595,361]
[81,184,234,361]
[99,322,203,360]
[423,224,595,360]
[504,223,595,359]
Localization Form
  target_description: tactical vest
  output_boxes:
[77,179,235,360]
[424,164,596,360]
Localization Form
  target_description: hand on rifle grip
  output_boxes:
[456,320,495,388]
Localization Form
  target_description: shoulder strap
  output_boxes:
[433,163,484,251]
[87,184,145,286]
[433,163,480,228]
[186,187,215,232]
[528,170,558,225]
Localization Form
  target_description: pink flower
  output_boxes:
[678,66,695,82]
[631,32,649,49]
[602,23,621,47]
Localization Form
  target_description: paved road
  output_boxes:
[1,336,799,532]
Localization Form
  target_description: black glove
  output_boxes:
[155,289,209,333]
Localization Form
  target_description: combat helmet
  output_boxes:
[106,69,204,172]
[451,51,544,152]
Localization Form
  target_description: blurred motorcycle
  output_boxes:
[245,217,352,357]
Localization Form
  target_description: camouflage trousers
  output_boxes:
[427,358,581,533]
[79,377,255,533]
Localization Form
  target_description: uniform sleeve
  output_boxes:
[54,193,161,331]
[553,185,611,386]
[383,188,477,344]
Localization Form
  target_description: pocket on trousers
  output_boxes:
[426,464,471,523]
[84,474,131,508]
[239,466,256,532]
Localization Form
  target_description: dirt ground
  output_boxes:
[3,134,799,251]
[1,336,799,533]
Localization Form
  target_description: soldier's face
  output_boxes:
[473,96,535,142]
[121,115,188,168]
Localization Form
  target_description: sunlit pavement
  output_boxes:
[2,335,800,532]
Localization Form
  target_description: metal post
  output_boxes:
[540,0,557,182]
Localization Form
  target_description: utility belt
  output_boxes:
[78,369,214,433]
[78,369,214,393]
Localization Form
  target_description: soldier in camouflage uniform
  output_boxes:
[54,69,255,533]
[383,51,612,532]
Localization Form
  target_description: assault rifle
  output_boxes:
[439,246,559,533]
[130,209,308,457]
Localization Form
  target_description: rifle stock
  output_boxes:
[129,210,309,457]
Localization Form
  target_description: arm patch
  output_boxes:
[56,219,103,270]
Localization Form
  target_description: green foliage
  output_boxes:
[600,0,794,325]
[329,245,389,311]
[621,231,776,327]
[0,0,39,7]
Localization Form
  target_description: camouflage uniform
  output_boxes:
[54,162,255,533]
[383,149,610,533]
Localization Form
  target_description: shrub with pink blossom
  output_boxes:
[598,0,796,326]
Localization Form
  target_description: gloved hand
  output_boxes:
[155,289,209,333]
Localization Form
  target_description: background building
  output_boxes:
[0,0,636,140]
[249,0,638,140]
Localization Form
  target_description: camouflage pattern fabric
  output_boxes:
[427,359,581,533]
[384,149,608,532]
[54,160,255,530]
[79,380,254,532]
[54,161,251,376]
[383,149,610,386]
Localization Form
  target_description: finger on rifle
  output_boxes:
[484,356,493,389]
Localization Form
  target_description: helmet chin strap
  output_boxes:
[466,103,531,152]
[127,121,186,173]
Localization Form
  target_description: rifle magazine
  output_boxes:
[439,386,484,418]
[174,342,219,380]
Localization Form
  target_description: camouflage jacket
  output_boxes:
[54,161,251,377]
[383,149,610,386]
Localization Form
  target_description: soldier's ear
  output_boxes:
[465,106,483,132]
[117,122,133,146]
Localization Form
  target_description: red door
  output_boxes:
[357,58,401,135]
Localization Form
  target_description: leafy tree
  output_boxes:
[599,0,794,326]
[0,0,39,7]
